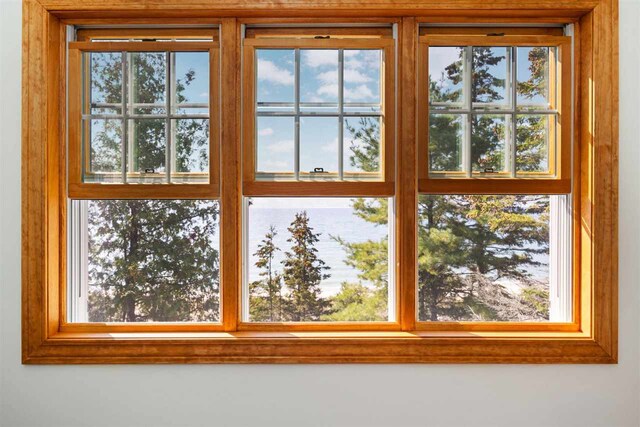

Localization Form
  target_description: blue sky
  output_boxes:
[255,48,382,176]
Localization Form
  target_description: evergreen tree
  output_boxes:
[282,212,330,321]
[87,51,215,321]
[249,225,285,321]
[88,200,220,322]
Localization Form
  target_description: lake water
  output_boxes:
[246,202,389,296]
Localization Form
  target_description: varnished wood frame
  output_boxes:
[417,34,572,194]
[22,0,617,364]
[242,36,396,197]
[67,39,221,199]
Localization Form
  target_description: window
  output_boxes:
[240,27,396,327]
[67,29,220,198]
[21,5,618,364]
[417,32,572,194]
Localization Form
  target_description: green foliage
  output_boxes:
[88,200,220,322]
[282,212,330,321]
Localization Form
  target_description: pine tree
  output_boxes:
[282,212,330,321]
[87,51,215,321]
[249,225,285,321]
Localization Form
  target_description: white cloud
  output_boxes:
[343,68,372,84]
[257,59,294,85]
[260,159,289,170]
[303,50,338,68]
[317,83,339,98]
[266,139,293,153]
[344,84,375,101]
[321,137,339,153]
[258,127,274,137]
[316,69,339,84]
[199,91,209,98]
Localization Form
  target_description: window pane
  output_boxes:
[256,49,295,112]
[130,52,167,115]
[128,118,166,182]
[429,113,465,173]
[171,118,209,183]
[516,114,553,174]
[343,49,382,112]
[256,116,295,177]
[85,118,123,182]
[87,52,123,115]
[72,199,220,323]
[245,197,392,322]
[428,46,464,109]
[472,47,511,109]
[300,49,339,112]
[343,116,382,179]
[299,117,339,179]
[471,114,509,174]
[517,47,552,111]
[174,52,209,107]
[417,195,565,322]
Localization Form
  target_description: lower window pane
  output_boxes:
[471,114,508,174]
[516,114,553,175]
[245,197,393,322]
[417,195,571,322]
[69,199,220,323]
[428,113,465,173]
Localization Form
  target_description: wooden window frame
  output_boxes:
[242,36,395,197]
[22,0,618,364]
[417,33,572,194]
[67,32,221,199]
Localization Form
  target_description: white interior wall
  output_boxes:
[1,0,638,425]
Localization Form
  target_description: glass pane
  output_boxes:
[517,47,552,111]
[429,46,464,109]
[472,47,511,110]
[300,117,339,179]
[343,116,382,179]
[256,49,295,112]
[300,49,339,112]
[84,118,123,183]
[77,199,220,323]
[429,113,465,173]
[87,52,122,114]
[128,118,166,182]
[246,197,391,322]
[171,118,209,183]
[418,195,559,322]
[130,52,167,115]
[174,52,209,107]
[516,114,553,174]
[343,49,382,112]
[471,114,509,174]
[256,116,295,177]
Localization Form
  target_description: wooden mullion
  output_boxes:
[220,18,241,332]
[398,17,417,331]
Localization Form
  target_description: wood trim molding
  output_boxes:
[21,0,618,364]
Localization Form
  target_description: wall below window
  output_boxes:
[1,0,638,425]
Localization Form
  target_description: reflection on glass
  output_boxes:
[343,117,382,178]
[429,46,464,108]
[516,114,552,174]
[343,49,382,111]
[81,199,220,322]
[471,114,508,174]
[86,119,123,181]
[88,52,122,114]
[418,194,556,322]
[246,197,391,322]
[300,49,338,111]
[256,116,295,176]
[129,118,166,181]
[472,47,510,109]
[429,113,465,172]
[300,117,339,178]
[517,47,552,110]
[172,118,209,183]
[175,52,209,106]
[257,49,295,111]
[131,52,167,115]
